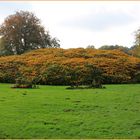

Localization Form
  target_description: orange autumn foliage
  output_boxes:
[0,48,140,84]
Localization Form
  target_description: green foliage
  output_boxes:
[14,77,33,88]
[132,64,140,83]
[0,38,13,56]
[0,83,140,138]
[41,64,66,85]
[65,65,85,88]
[133,71,140,82]
[85,64,103,88]
[99,45,131,55]
[135,28,140,46]
[131,28,140,57]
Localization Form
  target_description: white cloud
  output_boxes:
[29,1,140,48]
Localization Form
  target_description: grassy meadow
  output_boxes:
[0,83,140,139]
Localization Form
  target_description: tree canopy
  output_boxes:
[132,29,140,57]
[0,11,60,55]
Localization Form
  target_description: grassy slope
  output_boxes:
[0,83,140,139]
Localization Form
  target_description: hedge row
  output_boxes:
[0,48,140,85]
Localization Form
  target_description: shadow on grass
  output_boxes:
[66,86,106,90]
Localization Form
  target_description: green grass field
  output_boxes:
[0,83,140,139]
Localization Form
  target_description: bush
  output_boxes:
[133,71,140,83]
[0,48,139,85]
[12,77,33,88]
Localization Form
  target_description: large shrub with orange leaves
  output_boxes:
[0,48,140,85]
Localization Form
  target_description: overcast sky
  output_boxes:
[0,1,140,49]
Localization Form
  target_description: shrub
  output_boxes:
[133,71,140,83]
[13,77,33,88]
[0,48,139,85]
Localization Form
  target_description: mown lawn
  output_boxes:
[0,83,140,139]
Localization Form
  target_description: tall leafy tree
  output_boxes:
[133,29,140,57]
[0,11,60,55]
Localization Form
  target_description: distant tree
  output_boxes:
[0,11,60,55]
[86,45,95,49]
[99,45,130,54]
[135,28,140,46]
[50,38,60,48]
[132,29,140,57]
